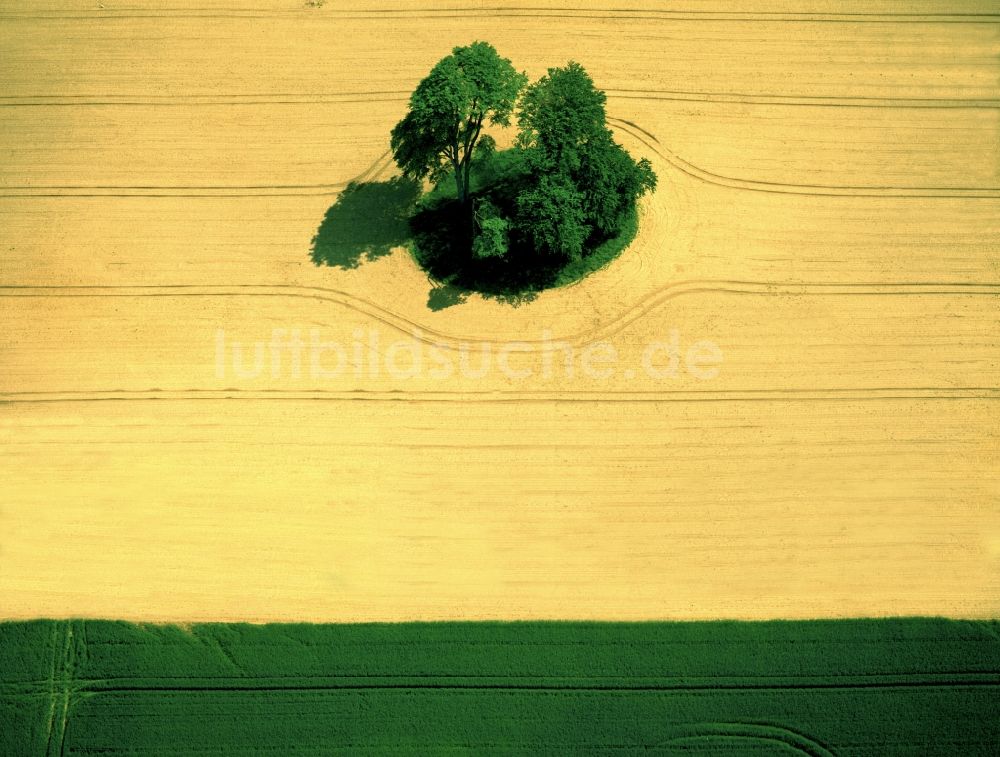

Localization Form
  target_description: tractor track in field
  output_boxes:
[9,675,1000,695]
[2,281,997,353]
[41,622,75,757]
[2,388,1000,406]
[2,118,996,198]
[1,90,996,109]
[1,7,998,23]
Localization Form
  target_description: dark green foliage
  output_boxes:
[472,198,510,259]
[514,174,589,261]
[515,61,657,250]
[409,149,642,306]
[407,59,657,301]
[2,619,999,754]
[390,42,527,206]
[310,177,420,269]
[410,149,564,306]
[576,134,657,237]
[410,194,550,308]
[516,61,609,176]
[419,144,528,210]
[314,52,656,305]
[426,283,469,311]
[554,204,639,287]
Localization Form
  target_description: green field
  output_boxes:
[2,619,998,755]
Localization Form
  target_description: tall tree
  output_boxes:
[390,42,527,209]
[516,61,607,175]
[515,61,657,253]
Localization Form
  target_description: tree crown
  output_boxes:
[516,61,608,173]
[391,42,527,186]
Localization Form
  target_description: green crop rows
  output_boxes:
[2,618,997,755]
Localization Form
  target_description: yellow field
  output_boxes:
[1,0,998,621]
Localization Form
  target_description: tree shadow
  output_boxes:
[426,283,470,311]
[310,177,421,269]
[309,155,635,311]
[411,197,555,310]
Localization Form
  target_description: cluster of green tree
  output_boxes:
[390,42,656,295]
